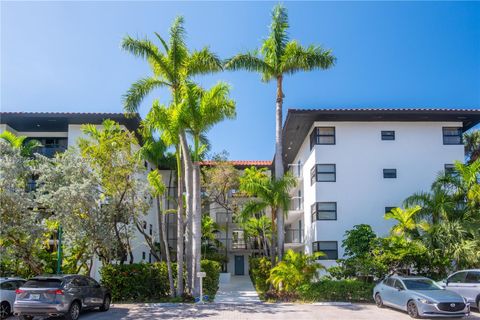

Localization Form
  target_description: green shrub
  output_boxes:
[249,256,271,295]
[100,262,175,302]
[201,259,221,300]
[101,260,221,302]
[298,279,374,303]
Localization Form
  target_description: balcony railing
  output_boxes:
[289,197,304,211]
[288,163,303,180]
[285,229,303,244]
[35,146,67,158]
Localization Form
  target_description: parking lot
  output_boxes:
[10,303,477,320]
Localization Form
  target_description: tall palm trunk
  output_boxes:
[157,194,175,297]
[270,208,277,266]
[275,75,285,262]
[155,169,166,261]
[179,131,194,294]
[176,150,185,297]
[192,163,202,296]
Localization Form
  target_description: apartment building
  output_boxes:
[281,108,480,268]
[0,112,168,278]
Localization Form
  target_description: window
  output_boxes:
[385,207,396,214]
[466,272,480,284]
[142,252,146,260]
[149,224,153,236]
[383,169,397,179]
[311,202,337,221]
[0,281,16,290]
[394,280,405,290]
[310,127,335,149]
[143,221,147,229]
[312,241,338,260]
[311,164,336,184]
[384,278,395,287]
[448,271,467,283]
[381,131,395,141]
[443,127,462,145]
[149,253,152,263]
[444,164,456,174]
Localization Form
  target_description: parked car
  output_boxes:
[438,269,480,310]
[13,275,111,320]
[373,275,470,318]
[0,277,25,319]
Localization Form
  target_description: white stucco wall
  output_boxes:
[292,121,465,261]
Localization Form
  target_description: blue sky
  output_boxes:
[2,1,479,160]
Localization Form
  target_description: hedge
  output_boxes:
[298,279,375,303]
[100,260,220,302]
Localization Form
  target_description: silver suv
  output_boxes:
[441,269,480,309]
[13,275,111,320]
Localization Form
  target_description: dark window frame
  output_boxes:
[442,127,463,145]
[381,130,395,141]
[444,164,456,174]
[311,164,336,185]
[310,127,336,149]
[383,169,397,179]
[311,202,337,221]
[312,241,338,260]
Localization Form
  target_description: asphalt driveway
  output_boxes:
[69,303,480,320]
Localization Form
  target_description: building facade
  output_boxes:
[281,108,480,268]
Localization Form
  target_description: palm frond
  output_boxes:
[281,41,336,74]
[224,52,274,80]
[187,47,223,77]
[261,4,289,69]
[123,77,169,113]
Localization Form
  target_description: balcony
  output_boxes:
[286,196,303,224]
[285,228,304,248]
[35,146,67,158]
[288,163,303,181]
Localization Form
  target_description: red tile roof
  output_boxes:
[199,160,272,167]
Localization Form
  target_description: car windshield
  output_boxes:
[23,278,62,288]
[403,279,442,290]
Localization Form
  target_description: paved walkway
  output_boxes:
[213,275,261,304]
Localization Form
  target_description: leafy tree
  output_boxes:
[268,249,324,292]
[342,224,377,258]
[404,187,457,224]
[243,216,272,258]
[202,160,240,268]
[0,140,44,275]
[0,131,42,157]
[239,166,297,264]
[78,119,152,264]
[225,4,335,260]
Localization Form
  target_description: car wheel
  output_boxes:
[99,295,111,312]
[374,293,384,308]
[0,301,10,319]
[407,300,421,319]
[64,301,81,320]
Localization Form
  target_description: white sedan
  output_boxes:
[0,277,25,319]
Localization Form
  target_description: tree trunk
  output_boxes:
[275,75,285,262]
[156,179,167,261]
[159,196,175,298]
[270,208,277,266]
[192,163,202,297]
[179,131,194,294]
[176,150,185,297]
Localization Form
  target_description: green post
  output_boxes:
[56,225,63,274]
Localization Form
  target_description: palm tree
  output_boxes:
[384,206,429,238]
[404,187,457,224]
[0,131,42,157]
[225,4,336,260]
[239,166,297,264]
[148,170,175,297]
[178,81,235,289]
[463,130,480,163]
[122,16,222,296]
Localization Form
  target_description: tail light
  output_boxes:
[46,289,64,295]
[15,289,25,294]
